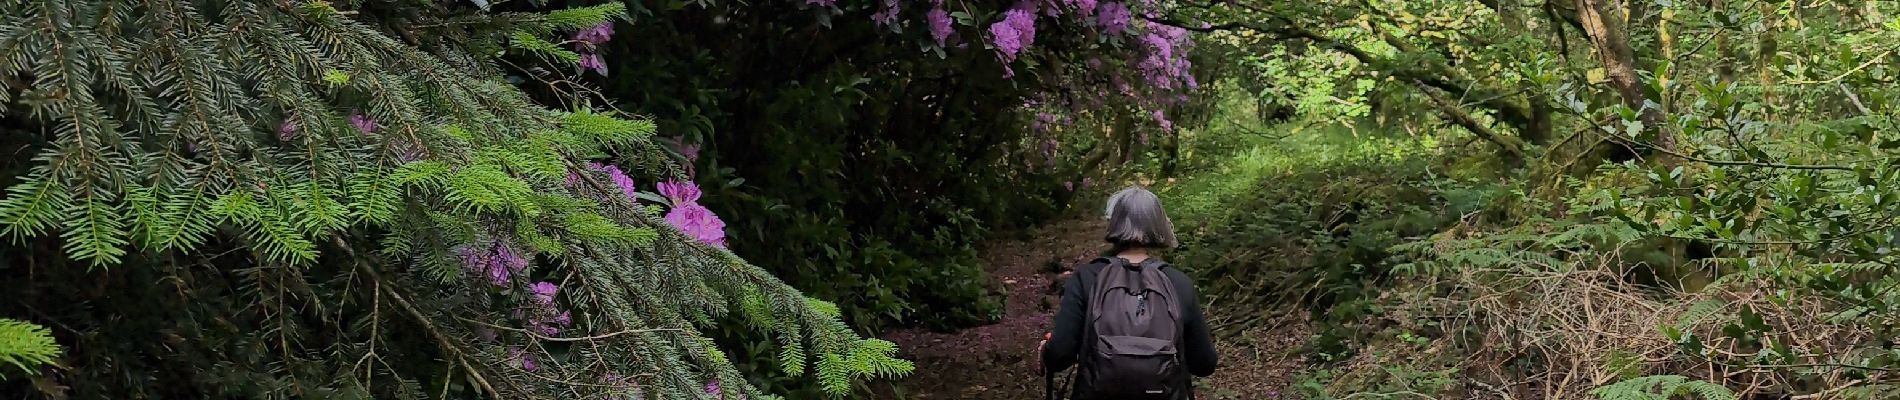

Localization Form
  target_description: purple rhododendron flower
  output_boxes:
[927,8,954,47]
[459,242,528,286]
[679,143,700,162]
[579,52,608,76]
[1138,24,1194,90]
[1152,109,1173,132]
[567,162,637,199]
[1031,111,1059,132]
[990,21,1020,61]
[350,112,378,133]
[523,281,571,336]
[573,21,614,45]
[872,0,901,26]
[656,181,702,205]
[1071,0,1097,17]
[278,119,298,141]
[1064,181,1074,191]
[511,348,538,371]
[666,203,728,248]
[531,281,559,303]
[599,163,639,200]
[704,379,744,399]
[990,9,1037,64]
[1008,8,1037,47]
[1096,2,1129,35]
[1037,112,1060,129]
[658,181,728,248]
[566,163,599,188]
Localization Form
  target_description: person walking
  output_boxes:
[1040,186,1218,400]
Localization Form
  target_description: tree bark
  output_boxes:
[1574,0,1673,164]
[1415,80,1528,163]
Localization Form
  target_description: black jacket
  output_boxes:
[1042,257,1218,399]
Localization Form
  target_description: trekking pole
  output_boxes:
[1044,368,1056,400]
[1044,366,1075,400]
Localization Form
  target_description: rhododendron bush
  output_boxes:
[592,0,1218,371]
[0,1,907,399]
[0,0,1217,397]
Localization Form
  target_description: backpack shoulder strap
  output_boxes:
[1137,259,1186,323]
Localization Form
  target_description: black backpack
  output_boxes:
[1058,257,1190,400]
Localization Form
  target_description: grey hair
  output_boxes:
[1103,186,1177,249]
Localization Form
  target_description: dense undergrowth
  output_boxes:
[1173,54,1900,400]
[1169,109,1900,399]
[1165,94,1496,336]
[1150,0,1900,398]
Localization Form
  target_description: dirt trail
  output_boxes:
[874,217,1309,399]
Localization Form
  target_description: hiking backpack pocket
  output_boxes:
[1080,335,1184,400]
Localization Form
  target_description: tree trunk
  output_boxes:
[1574,0,1673,164]
[1712,0,1734,83]
[1160,125,1181,177]
[1416,80,1528,164]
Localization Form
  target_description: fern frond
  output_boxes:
[1593,375,1738,400]
[1676,300,1727,331]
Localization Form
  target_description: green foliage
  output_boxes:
[1593,376,1738,400]
[540,3,628,31]
[0,319,60,377]
[1168,0,1900,397]
[0,0,907,398]
[563,109,657,147]
[1168,95,1498,358]
[508,30,581,64]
